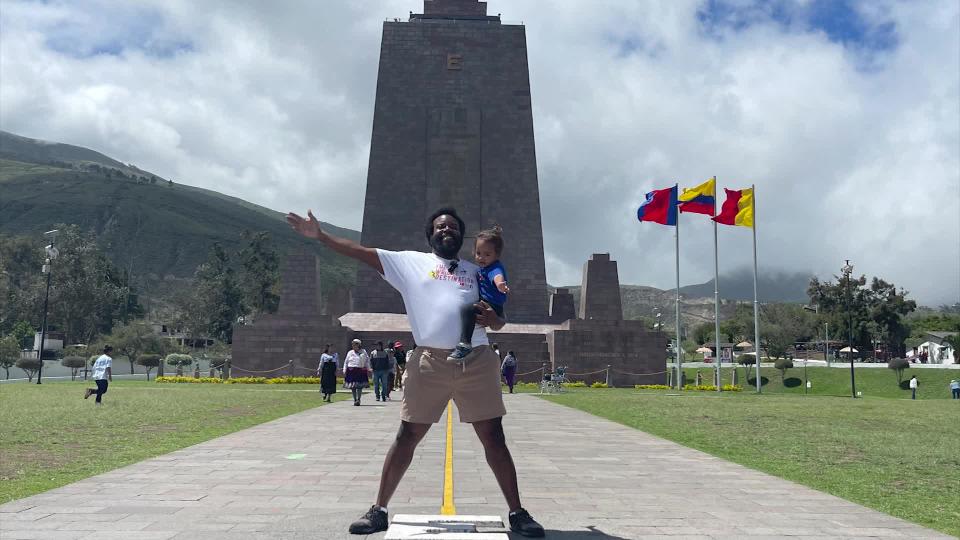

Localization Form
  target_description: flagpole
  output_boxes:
[713,177,721,392]
[675,183,683,390]
[752,184,761,393]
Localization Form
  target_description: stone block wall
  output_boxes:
[354,6,548,323]
[548,288,576,323]
[547,319,668,386]
[579,253,623,321]
[423,0,488,17]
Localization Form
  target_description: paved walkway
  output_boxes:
[0,393,951,539]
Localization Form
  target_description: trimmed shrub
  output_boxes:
[888,358,910,383]
[61,356,87,381]
[15,357,42,382]
[137,354,162,381]
[165,353,193,376]
[565,381,587,387]
[774,358,794,382]
[635,384,671,390]
[590,382,609,388]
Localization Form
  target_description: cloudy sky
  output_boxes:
[1,0,958,306]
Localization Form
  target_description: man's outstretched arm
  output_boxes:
[286,210,383,274]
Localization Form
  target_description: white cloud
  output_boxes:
[1,0,957,306]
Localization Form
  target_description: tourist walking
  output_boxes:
[909,375,919,399]
[84,345,113,405]
[392,341,406,390]
[317,345,338,402]
[950,379,959,399]
[343,339,371,406]
[502,350,518,393]
[386,348,397,401]
[370,341,391,402]
[287,207,545,537]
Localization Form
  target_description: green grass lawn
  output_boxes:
[0,380,336,503]
[684,365,958,399]
[540,388,960,537]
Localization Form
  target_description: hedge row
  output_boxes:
[155,376,344,385]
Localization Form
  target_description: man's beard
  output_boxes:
[430,231,463,259]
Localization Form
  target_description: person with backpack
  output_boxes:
[392,341,406,390]
[370,341,392,402]
[501,351,518,394]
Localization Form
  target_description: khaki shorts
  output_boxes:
[401,345,506,424]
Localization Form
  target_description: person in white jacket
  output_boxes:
[343,339,371,406]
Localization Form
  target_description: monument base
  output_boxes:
[385,515,507,539]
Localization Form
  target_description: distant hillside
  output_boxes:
[558,269,809,329]
[558,284,738,329]
[676,269,811,303]
[0,131,360,310]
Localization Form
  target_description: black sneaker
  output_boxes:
[509,508,545,537]
[447,343,473,362]
[349,505,388,534]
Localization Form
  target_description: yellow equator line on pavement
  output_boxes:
[440,400,456,515]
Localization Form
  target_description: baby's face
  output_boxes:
[474,239,499,267]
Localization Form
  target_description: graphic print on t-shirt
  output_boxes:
[428,263,474,289]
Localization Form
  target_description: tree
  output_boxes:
[108,321,160,374]
[136,353,161,380]
[238,231,280,317]
[37,226,142,345]
[184,244,245,344]
[0,335,21,379]
[774,357,793,383]
[763,324,794,360]
[808,272,916,359]
[61,356,87,380]
[692,322,714,346]
[0,234,44,335]
[888,358,910,384]
[15,357,42,382]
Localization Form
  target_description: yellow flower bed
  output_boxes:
[634,384,743,392]
[155,376,337,385]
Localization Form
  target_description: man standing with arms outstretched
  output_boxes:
[286,207,545,537]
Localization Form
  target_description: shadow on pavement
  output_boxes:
[510,526,631,539]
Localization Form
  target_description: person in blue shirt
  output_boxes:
[449,226,509,361]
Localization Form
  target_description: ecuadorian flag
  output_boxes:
[637,185,678,226]
[678,178,716,216]
[712,187,754,227]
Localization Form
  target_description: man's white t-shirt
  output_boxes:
[92,354,112,380]
[909,378,918,389]
[378,250,489,349]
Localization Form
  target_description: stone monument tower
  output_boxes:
[353,0,549,323]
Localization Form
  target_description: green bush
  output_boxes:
[164,353,193,367]
[137,354,162,380]
[887,358,910,383]
[565,381,587,387]
[590,382,609,388]
[15,357,42,382]
[155,375,337,385]
[774,358,794,382]
[635,384,671,390]
[61,356,87,381]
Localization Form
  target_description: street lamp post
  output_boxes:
[37,230,59,385]
[842,259,856,398]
